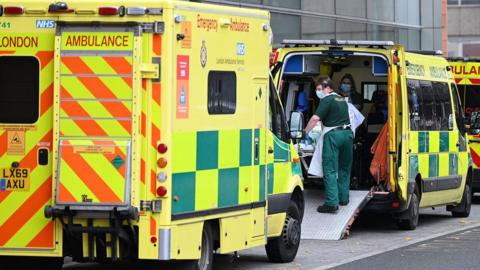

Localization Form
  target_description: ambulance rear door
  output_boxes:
[0,14,59,253]
[53,23,142,211]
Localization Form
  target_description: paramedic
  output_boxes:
[305,77,353,213]
[339,73,362,110]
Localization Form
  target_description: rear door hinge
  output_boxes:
[141,21,164,34]
[140,200,162,213]
[140,63,159,79]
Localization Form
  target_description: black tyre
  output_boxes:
[451,184,472,218]
[265,200,301,263]
[397,191,420,230]
[185,223,214,270]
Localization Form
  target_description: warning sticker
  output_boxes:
[181,21,192,49]
[73,145,115,154]
[176,55,190,119]
[7,130,25,155]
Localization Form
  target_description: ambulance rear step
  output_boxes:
[301,189,372,240]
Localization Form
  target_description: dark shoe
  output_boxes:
[339,201,349,206]
[317,204,339,213]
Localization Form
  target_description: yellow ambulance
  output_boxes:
[449,58,480,195]
[0,1,304,269]
[273,41,471,230]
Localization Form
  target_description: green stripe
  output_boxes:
[240,129,252,166]
[409,155,419,180]
[292,161,302,176]
[429,154,438,178]
[218,168,239,207]
[267,163,274,194]
[273,136,290,161]
[418,132,428,153]
[197,131,218,170]
[259,165,266,201]
[449,153,458,175]
[172,172,196,214]
[439,132,449,152]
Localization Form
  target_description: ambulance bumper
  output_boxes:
[363,191,408,213]
[44,205,139,220]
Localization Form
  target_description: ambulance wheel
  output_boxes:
[397,190,419,230]
[187,223,213,270]
[451,184,472,218]
[265,200,301,263]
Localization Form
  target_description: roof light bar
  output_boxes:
[4,6,24,15]
[282,39,395,47]
[406,50,444,56]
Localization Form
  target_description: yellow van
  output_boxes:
[0,1,304,269]
[449,58,480,194]
[273,40,472,230]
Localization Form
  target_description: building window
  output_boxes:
[0,56,39,124]
[208,71,236,114]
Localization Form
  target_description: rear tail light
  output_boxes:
[98,7,118,15]
[156,186,167,197]
[150,236,158,244]
[157,158,168,168]
[4,6,24,15]
[157,173,168,182]
[126,6,146,15]
[157,143,168,154]
[392,201,400,208]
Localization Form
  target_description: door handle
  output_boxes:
[268,147,274,154]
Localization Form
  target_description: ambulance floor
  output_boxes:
[301,188,370,240]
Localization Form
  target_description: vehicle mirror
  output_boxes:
[289,111,304,139]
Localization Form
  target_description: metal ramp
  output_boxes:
[301,188,371,240]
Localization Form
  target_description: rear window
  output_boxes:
[0,56,39,123]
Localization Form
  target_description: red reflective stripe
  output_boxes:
[0,177,52,246]
[150,170,156,195]
[102,56,132,74]
[141,112,147,137]
[27,221,54,248]
[60,86,109,136]
[58,182,77,203]
[151,123,160,148]
[469,78,480,84]
[455,78,463,84]
[150,216,156,236]
[36,51,54,70]
[0,51,15,55]
[152,83,161,106]
[471,148,480,167]
[141,159,146,184]
[40,83,54,116]
[62,147,121,203]
[0,131,7,158]
[153,35,162,56]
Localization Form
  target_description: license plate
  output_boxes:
[0,168,30,192]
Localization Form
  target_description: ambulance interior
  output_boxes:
[279,53,390,189]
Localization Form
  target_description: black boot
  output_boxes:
[339,200,349,206]
[317,204,339,213]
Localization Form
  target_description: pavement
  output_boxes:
[331,227,480,270]
[63,195,480,270]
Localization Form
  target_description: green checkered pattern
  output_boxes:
[171,129,301,215]
[408,131,467,181]
[172,129,266,215]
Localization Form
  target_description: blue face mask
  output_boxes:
[316,90,326,99]
[340,83,351,94]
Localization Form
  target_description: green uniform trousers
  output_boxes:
[322,129,353,207]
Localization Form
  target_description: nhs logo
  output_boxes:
[36,20,56,29]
